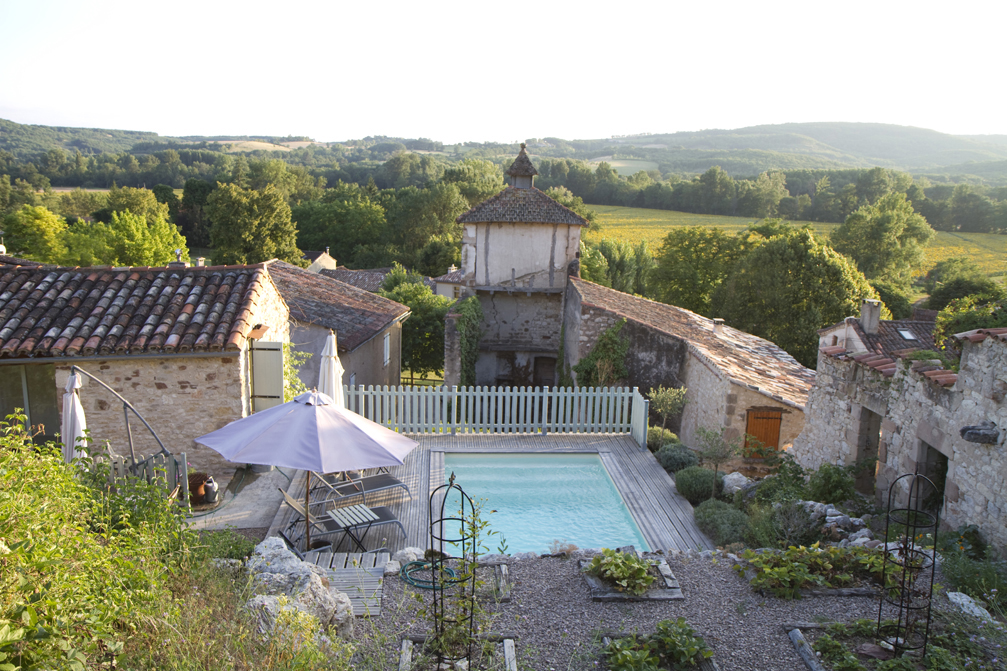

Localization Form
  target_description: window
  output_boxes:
[898,330,917,340]
[831,335,839,346]
[453,285,461,298]
[0,364,59,443]
[383,333,391,367]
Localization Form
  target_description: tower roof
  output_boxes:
[456,187,587,225]
[506,143,539,177]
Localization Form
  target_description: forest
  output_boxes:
[2,117,1005,370]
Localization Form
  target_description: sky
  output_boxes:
[1,0,1005,144]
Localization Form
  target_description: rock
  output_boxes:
[476,553,510,564]
[860,513,873,527]
[253,572,296,595]
[848,528,874,542]
[864,539,884,549]
[571,548,602,559]
[850,537,872,547]
[826,514,852,529]
[849,517,867,530]
[392,547,425,564]
[722,472,751,495]
[947,592,994,621]
[511,551,538,560]
[248,537,308,576]
[384,560,401,576]
[838,539,850,548]
[960,420,999,444]
[699,550,714,560]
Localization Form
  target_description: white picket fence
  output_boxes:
[96,451,190,504]
[344,385,650,447]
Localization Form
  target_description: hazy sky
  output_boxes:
[1,0,1004,143]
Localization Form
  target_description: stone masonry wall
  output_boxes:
[678,354,731,446]
[792,338,1007,549]
[55,356,247,486]
[728,384,805,449]
[790,353,891,471]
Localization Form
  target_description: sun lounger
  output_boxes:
[311,471,411,506]
[278,487,406,552]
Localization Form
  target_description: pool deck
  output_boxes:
[267,433,714,554]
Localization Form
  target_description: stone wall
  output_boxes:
[291,321,402,390]
[678,354,731,446]
[474,291,563,386]
[55,355,247,486]
[792,339,1007,549]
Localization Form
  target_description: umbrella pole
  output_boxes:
[305,471,311,551]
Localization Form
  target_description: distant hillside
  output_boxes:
[0,118,161,157]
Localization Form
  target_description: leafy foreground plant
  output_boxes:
[605,618,714,671]
[585,548,656,596]
[734,543,904,599]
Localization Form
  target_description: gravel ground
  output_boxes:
[358,550,906,671]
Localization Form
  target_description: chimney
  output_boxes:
[196,257,206,267]
[167,248,189,268]
[861,299,881,335]
[713,318,724,335]
[325,246,330,256]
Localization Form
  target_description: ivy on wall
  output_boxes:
[456,296,483,387]
[573,318,629,387]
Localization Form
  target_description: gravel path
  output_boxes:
[360,550,894,670]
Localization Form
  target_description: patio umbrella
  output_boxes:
[195,390,417,548]
[318,330,345,409]
[61,372,87,463]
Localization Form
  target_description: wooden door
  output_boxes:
[745,409,782,454]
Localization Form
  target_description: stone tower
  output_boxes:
[445,144,588,387]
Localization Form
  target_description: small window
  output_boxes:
[453,285,461,298]
[383,333,391,367]
[831,335,839,346]
[898,330,917,340]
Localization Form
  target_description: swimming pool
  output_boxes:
[441,453,649,554]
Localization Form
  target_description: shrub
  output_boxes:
[656,443,697,473]
[807,463,856,503]
[940,550,1006,619]
[750,454,807,506]
[604,618,713,671]
[196,528,257,560]
[585,548,656,596]
[746,502,821,549]
[694,499,749,547]
[647,426,678,452]
[675,466,722,505]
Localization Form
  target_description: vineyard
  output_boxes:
[587,205,1006,277]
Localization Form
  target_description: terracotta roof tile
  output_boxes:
[266,261,409,352]
[851,318,936,356]
[457,187,588,226]
[318,267,436,293]
[0,262,269,358]
[570,278,813,408]
[433,268,464,283]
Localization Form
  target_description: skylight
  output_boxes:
[898,330,917,340]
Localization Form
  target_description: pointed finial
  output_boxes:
[520,142,527,151]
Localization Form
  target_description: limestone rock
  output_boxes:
[848,528,874,542]
[947,591,994,621]
[392,547,424,564]
[511,551,538,560]
[722,472,751,495]
[384,559,401,576]
[476,553,510,564]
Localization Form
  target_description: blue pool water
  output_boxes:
[441,453,649,554]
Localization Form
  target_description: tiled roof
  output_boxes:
[433,268,464,283]
[266,261,409,352]
[912,308,938,322]
[0,254,47,266]
[506,144,539,177]
[570,278,814,408]
[302,251,325,262]
[456,187,588,226]
[953,327,1007,344]
[851,318,936,357]
[819,347,958,387]
[319,267,435,293]
[0,263,272,357]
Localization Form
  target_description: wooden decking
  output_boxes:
[301,551,389,616]
[267,433,713,555]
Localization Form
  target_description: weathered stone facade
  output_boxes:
[792,337,1007,549]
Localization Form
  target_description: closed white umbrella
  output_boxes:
[61,372,87,463]
[195,391,417,548]
[318,331,345,409]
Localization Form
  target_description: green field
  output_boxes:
[588,158,660,176]
[588,205,1007,277]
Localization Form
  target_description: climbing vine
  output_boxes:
[573,318,629,387]
[455,297,483,387]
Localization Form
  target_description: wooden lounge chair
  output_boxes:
[311,471,412,506]
[278,487,406,552]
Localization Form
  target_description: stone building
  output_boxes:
[266,260,408,390]
[445,144,588,388]
[564,279,813,448]
[791,330,1007,548]
[300,249,337,273]
[0,258,408,489]
[443,146,815,447]
[817,299,936,356]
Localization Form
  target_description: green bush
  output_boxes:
[750,455,807,506]
[675,466,722,505]
[585,548,656,596]
[197,528,257,560]
[647,426,678,452]
[940,550,1006,619]
[656,443,697,473]
[735,543,901,599]
[694,499,749,547]
[746,502,821,549]
[604,618,713,671]
[807,463,856,503]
